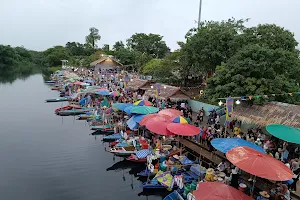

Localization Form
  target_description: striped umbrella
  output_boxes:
[110,91,121,97]
[171,116,189,124]
[133,100,153,106]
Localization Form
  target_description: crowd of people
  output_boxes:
[53,67,300,200]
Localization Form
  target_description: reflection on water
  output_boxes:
[0,74,164,200]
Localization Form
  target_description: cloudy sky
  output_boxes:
[0,0,299,51]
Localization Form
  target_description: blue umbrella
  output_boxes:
[211,138,265,154]
[124,105,138,114]
[95,90,110,96]
[132,114,146,123]
[84,79,94,83]
[127,116,138,130]
[112,103,132,111]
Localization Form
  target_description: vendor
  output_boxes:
[217,159,227,172]
[205,168,215,182]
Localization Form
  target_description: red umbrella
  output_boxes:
[167,123,199,136]
[226,146,293,181]
[158,109,183,117]
[145,117,173,136]
[139,114,170,126]
[194,182,253,200]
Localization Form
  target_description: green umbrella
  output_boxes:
[130,106,159,115]
[266,124,300,144]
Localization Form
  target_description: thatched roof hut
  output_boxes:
[126,79,148,91]
[144,85,190,101]
[232,102,300,128]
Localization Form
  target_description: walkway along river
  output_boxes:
[0,74,164,200]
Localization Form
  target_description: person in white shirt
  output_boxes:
[217,159,227,172]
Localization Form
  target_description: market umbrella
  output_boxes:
[130,106,159,115]
[112,103,132,111]
[95,90,110,96]
[124,105,138,114]
[226,146,293,181]
[171,116,189,124]
[139,114,170,126]
[110,91,121,97]
[158,109,183,117]
[211,138,265,154]
[266,124,300,144]
[194,182,253,200]
[132,114,146,123]
[133,100,153,106]
[127,116,138,130]
[145,117,173,136]
[167,123,199,136]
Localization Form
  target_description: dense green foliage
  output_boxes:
[1,22,300,105]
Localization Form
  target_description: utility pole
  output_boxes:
[198,0,202,28]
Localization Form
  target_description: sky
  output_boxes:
[0,0,299,51]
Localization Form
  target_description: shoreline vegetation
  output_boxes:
[1,19,300,104]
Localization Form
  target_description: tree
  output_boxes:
[127,33,170,58]
[180,18,247,79]
[236,24,298,52]
[65,42,86,56]
[0,45,19,70]
[85,27,101,50]
[206,44,300,104]
[43,46,70,67]
[102,44,110,54]
[113,48,135,65]
[112,41,125,51]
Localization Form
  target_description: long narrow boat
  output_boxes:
[91,130,114,135]
[108,146,136,156]
[90,124,114,130]
[58,109,93,116]
[127,155,147,163]
[103,133,122,142]
[55,104,81,114]
[163,191,184,200]
[141,179,166,189]
[45,97,70,103]
[45,80,56,84]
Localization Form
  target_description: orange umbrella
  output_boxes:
[226,146,293,181]
[158,109,183,117]
[194,182,253,200]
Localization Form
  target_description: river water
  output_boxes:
[0,74,165,200]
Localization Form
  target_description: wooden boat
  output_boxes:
[77,113,95,120]
[51,87,60,90]
[137,168,156,177]
[127,155,147,163]
[103,133,122,141]
[45,97,69,103]
[108,146,136,156]
[141,179,166,189]
[90,124,113,130]
[163,191,184,200]
[55,104,81,114]
[91,130,114,135]
[45,80,56,84]
[58,109,92,116]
